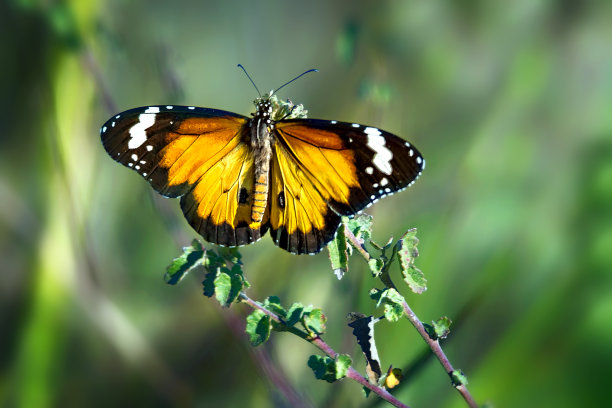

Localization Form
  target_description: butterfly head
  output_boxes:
[253,92,309,123]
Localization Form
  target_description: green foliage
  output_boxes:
[450,369,469,387]
[308,354,352,383]
[423,316,452,340]
[302,306,327,335]
[346,214,373,244]
[245,309,271,347]
[397,229,427,294]
[370,288,405,322]
[327,224,349,279]
[164,239,205,285]
[286,302,305,327]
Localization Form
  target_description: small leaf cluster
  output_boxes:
[308,354,352,383]
[165,240,248,308]
[245,297,328,346]
[424,316,453,341]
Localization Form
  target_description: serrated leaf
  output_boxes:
[245,309,271,346]
[263,296,286,318]
[335,354,352,379]
[450,369,468,387]
[303,308,326,335]
[346,214,373,243]
[307,355,337,383]
[433,316,452,339]
[398,229,427,294]
[164,239,205,285]
[403,265,427,294]
[368,258,384,276]
[214,272,232,307]
[423,323,436,339]
[372,289,405,322]
[286,303,305,326]
[202,269,216,297]
[328,223,349,279]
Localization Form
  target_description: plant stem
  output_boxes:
[238,293,411,408]
[343,226,479,408]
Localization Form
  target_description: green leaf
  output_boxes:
[263,296,287,318]
[327,223,349,279]
[202,269,217,297]
[303,308,327,335]
[450,369,468,387]
[335,354,352,379]
[368,258,385,276]
[308,355,336,383]
[362,386,371,398]
[308,355,349,383]
[286,303,305,326]
[245,309,271,346]
[346,214,372,244]
[214,270,232,307]
[164,239,205,285]
[371,288,405,322]
[433,316,452,339]
[423,323,436,339]
[397,229,427,294]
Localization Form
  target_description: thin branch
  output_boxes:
[238,293,411,408]
[343,227,479,408]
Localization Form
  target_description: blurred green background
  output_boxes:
[2,0,612,407]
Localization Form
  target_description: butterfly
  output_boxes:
[100,73,424,255]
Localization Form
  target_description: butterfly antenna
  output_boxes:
[237,64,262,97]
[274,69,318,94]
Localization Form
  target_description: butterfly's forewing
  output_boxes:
[101,106,267,247]
[270,119,424,254]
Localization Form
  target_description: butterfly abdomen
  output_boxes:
[249,103,274,228]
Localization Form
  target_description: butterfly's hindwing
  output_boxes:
[269,142,342,254]
[180,140,269,247]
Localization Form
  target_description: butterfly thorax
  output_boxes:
[248,98,275,228]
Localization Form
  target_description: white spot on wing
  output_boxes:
[166,105,173,109]
[188,106,195,110]
[365,127,393,175]
[409,149,414,157]
[146,145,153,151]
[128,108,159,149]
[416,156,422,165]
[102,126,107,133]
[380,177,389,186]
[352,123,360,128]
[330,120,337,124]
[131,153,138,161]
[365,167,373,175]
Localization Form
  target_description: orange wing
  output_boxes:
[101,106,268,247]
[268,119,424,254]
